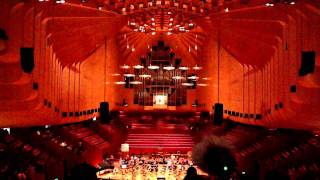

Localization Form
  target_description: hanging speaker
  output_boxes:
[158,40,164,47]
[213,103,223,125]
[125,77,129,88]
[141,58,146,66]
[20,47,34,74]
[170,52,175,59]
[175,59,181,68]
[299,51,315,76]
[100,102,110,123]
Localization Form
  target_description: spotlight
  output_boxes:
[265,3,274,6]
[56,0,65,3]
[223,166,228,171]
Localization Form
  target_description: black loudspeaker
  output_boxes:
[125,77,129,88]
[99,102,110,123]
[175,59,181,68]
[158,40,164,47]
[20,48,34,73]
[170,52,175,59]
[299,51,315,76]
[213,103,223,125]
[141,58,146,66]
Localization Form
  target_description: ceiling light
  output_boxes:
[139,74,151,78]
[151,18,155,21]
[170,18,173,21]
[129,81,142,85]
[115,81,126,85]
[121,65,130,69]
[148,65,159,70]
[167,32,172,35]
[133,65,144,69]
[182,83,193,86]
[197,83,208,87]
[187,76,199,80]
[193,65,202,70]
[151,32,156,35]
[290,1,295,5]
[172,76,185,80]
[179,66,189,71]
[112,73,121,76]
[225,8,229,12]
[163,66,175,70]
[124,73,135,77]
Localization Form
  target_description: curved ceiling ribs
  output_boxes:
[117,26,207,66]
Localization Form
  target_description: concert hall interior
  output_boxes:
[0,0,320,179]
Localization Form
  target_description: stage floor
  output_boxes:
[97,153,208,180]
